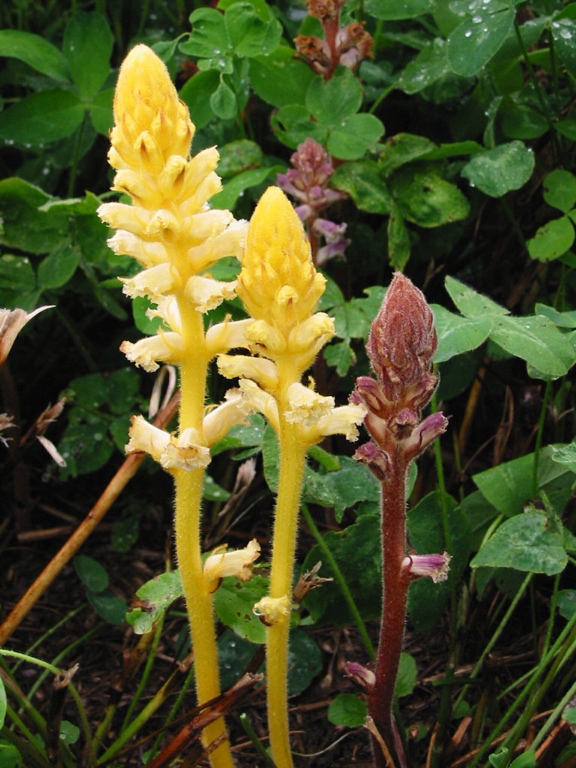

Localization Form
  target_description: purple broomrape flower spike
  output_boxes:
[351,273,448,768]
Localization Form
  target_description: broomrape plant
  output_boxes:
[218,186,366,768]
[98,44,256,768]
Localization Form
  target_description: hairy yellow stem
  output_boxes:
[174,300,234,768]
[267,364,308,768]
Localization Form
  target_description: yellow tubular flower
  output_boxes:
[98,44,248,768]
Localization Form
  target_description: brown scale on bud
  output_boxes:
[367,272,438,411]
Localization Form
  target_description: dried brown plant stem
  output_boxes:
[0,393,179,647]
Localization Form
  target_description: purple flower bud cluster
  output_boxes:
[351,273,448,473]
[277,138,349,266]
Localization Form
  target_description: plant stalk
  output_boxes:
[174,302,234,768]
[369,445,410,767]
[267,412,308,768]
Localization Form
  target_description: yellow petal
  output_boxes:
[121,263,179,301]
[283,383,335,427]
[217,355,279,393]
[253,595,291,625]
[203,539,261,592]
[202,389,250,447]
[120,332,184,371]
[185,275,237,312]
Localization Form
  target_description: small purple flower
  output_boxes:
[402,552,451,583]
[276,139,346,223]
[313,218,350,265]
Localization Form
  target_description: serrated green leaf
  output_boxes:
[470,511,568,575]
[390,163,470,227]
[302,516,382,626]
[327,112,385,160]
[461,141,534,197]
[306,67,363,125]
[213,574,268,643]
[331,160,391,214]
[323,340,356,375]
[250,48,315,107]
[0,30,70,81]
[327,693,367,726]
[527,215,575,262]
[225,1,282,57]
[126,571,183,634]
[312,457,380,521]
[63,11,113,101]
[0,89,84,147]
[448,9,514,77]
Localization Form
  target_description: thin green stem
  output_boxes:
[301,503,375,659]
[240,713,279,768]
[121,619,165,730]
[532,378,552,497]
[468,600,576,768]
[453,573,532,715]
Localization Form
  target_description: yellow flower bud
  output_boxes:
[237,187,326,334]
[110,44,193,175]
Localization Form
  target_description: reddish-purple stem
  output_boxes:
[369,446,411,768]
